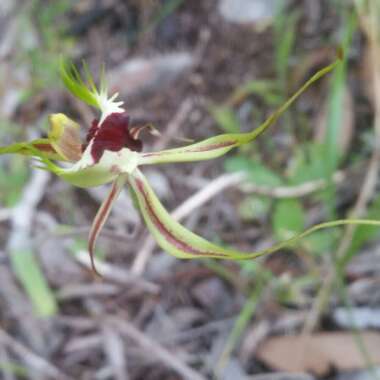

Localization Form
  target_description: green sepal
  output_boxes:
[59,59,100,109]
[140,59,341,166]
[0,139,65,161]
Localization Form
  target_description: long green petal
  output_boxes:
[0,139,64,161]
[140,59,340,166]
[129,169,380,261]
[0,113,83,162]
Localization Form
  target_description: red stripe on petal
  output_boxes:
[141,140,236,159]
[88,177,125,275]
[33,142,57,153]
[135,177,227,258]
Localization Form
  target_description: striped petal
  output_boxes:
[0,139,64,161]
[88,175,128,275]
[0,113,82,162]
[139,59,340,166]
[129,169,380,261]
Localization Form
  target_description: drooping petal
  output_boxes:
[129,169,380,261]
[140,59,340,166]
[88,175,128,275]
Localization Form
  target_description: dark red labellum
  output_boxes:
[85,112,143,163]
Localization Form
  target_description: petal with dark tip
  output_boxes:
[88,175,128,275]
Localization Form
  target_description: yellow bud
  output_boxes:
[48,113,82,162]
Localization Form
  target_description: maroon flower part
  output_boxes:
[86,112,143,163]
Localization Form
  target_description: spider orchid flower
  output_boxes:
[2,57,379,276]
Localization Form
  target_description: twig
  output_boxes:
[56,283,120,300]
[0,208,11,222]
[152,98,194,151]
[0,328,72,380]
[111,318,206,380]
[241,170,344,198]
[76,250,160,294]
[102,324,129,380]
[63,334,102,354]
[7,169,50,251]
[2,169,54,352]
[0,344,16,380]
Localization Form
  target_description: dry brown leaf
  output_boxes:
[256,332,380,376]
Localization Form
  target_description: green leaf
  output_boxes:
[11,249,58,317]
[302,229,338,255]
[273,199,305,240]
[225,156,283,186]
[0,158,28,206]
[210,106,240,133]
[238,196,271,221]
[287,143,328,185]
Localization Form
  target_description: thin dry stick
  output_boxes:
[153,98,194,151]
[0,328,72,380]
[2,169,53,353]
[0,208,11,222]
[76,250,160,294]
[0,344,16,380]
[304,2,380,333]
[102,324,129,380]
[111,318,206,380]
[241,170,344,197]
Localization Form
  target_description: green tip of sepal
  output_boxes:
[59,58,100,109]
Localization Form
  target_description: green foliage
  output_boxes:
[22,0,74,92]
[288,143,330,184]
[225,156,283,186]
[238,196,271,221]
[274,3,299,90]
[59,60,100,108]
[342,195,380,265]
[0,157,28,207]
[210,106,241,133]
[11,249,58,317]
[273,199,305,240]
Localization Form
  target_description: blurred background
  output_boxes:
[1,0,380,379]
